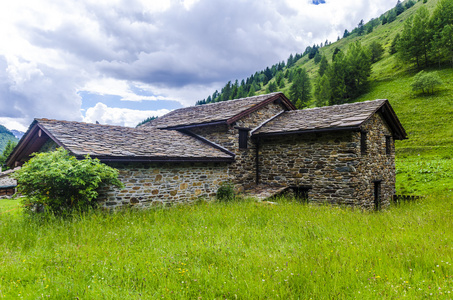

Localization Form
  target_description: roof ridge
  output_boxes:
[287,99,388,113]
[36,118,137,130]
[195,92,282,107]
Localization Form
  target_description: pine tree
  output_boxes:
[395,0,405,16]
[357,19,365,36]
[389,33,400,54]
[344,42,371,99]
[0,140,17,167]
[328,51,347,105]
[411,6,431,68]
[314,74,331,107]
[369,41,384,63]
[318,55,329,77]
[290,68,311,108]
[248,85,256,97]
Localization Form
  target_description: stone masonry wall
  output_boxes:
[258,131,361,205]
[355,113,395,209]
[258,112,396,209]
[98,162,231,208]
[0,170,17,187]
[191,101,286,189]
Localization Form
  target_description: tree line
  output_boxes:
[195,42,335,106]
[392,0,453,68]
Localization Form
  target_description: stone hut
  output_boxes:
[0,167,19,198]
[6,92,407,209]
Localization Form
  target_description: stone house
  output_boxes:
[6,92,407,209]
[0,168,19,198]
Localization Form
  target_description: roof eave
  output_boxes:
[88,156,234,163]
[162,120,228,130]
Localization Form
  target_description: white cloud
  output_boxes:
[0,0,397,130]
[0,118,28,132]
[83,102,170,127]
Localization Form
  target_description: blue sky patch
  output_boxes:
[79,91,183,114]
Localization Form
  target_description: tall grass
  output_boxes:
[1,196,452,299]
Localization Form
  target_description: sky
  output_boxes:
[0,0,397,132]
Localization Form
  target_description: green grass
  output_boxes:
[1,197,453,299]
[0,198,22,217]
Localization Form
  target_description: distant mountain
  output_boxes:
[0,125,18,154]
[10,130,24,139]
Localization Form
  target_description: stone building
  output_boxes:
[0,168,19,198]
[6,92,407,209]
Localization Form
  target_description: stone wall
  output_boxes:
[0,169,17,187]
[191,101,286,189]
[355,113,395,209]
[98,162,231,208]
[257,112,395,209]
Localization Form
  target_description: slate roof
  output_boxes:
[143,92,295,129]
[7,119,234,165]
[253,99,407,140]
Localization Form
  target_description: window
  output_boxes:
[238,129,249,149]
[385,136,392,155]
[361,131,367,155]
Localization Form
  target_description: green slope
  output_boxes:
[210,0,453,195]
[0,125,18,154]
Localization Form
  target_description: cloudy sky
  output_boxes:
[0,0,396,132]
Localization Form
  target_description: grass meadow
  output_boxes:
[1,195,453,299]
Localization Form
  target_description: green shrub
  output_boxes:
[13,148,123,214]
[216,181,236,201]
[410,70,443,94]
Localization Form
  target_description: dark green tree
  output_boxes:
[343,29,350,38]
[369,41,384,63]
[266,81,278,93]
[327,51,347,105]
[314,51,322,64]
[344,42,372,99]
[290,68,311,108]
[248,85,256,97]
[314,74,331,107]
[389,33,400,54]
[318,55,329,77]
[388,10,397,23]
[0,140,17,168]
[411,6,431,68]
[357,19,365,36]
[395,0,405,16]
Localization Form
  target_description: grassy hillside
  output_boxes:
[1,196,452,299]
[253,0,453,195]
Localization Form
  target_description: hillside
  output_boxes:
[196,0,453,195]
[0,125,18,154]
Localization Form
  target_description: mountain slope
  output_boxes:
[0,125,18,154]
[199,0,452,194]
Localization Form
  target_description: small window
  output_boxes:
[361,131,367,155]
[385,136,392,155]
[238,129,249,149]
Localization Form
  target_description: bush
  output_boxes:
[410,70,443,94]
[13,148,124,214]
[216,182,236,202]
